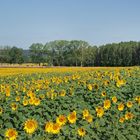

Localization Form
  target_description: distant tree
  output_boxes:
[0,46,11,63]
[9,47,24,64]
[29,43,45,65]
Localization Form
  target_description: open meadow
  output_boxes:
[0,67,140,140]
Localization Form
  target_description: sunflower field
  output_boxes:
[0,67,140,140]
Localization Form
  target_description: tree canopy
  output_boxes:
[0,40,140,66]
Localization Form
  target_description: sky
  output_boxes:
[0,0,140,49]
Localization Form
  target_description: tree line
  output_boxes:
[0,40,140,66]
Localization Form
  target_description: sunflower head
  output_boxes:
[85,114,93,123]
[34,98,41,106]
[45,121,53,133]
[5,128,18,140]
[11,103,18,111]
[96,106,104,117]
[118,103,124,111]
[24,119,38,134]
[101,91,106,97]
[78,128,86,137]
[68,111,77,124]
[112,96,117,103]
[104,99,111,110]
[23,99,28,106]
[82,109,89,119]
[51,123,61,134]
[126,101,133,108]
[56,115,67,126]
[87,84,92,91]
[15,96,20,102]
[119,117,125,123]
[125,112,134,120]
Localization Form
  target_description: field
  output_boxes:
[0,67,140,140]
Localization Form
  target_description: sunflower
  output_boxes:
[24,119,38,134]
[116,79,126,87]
[68,111,77,124]
[59,90,66,96]
[15,96,20,102]
[126,101,133,108]
[23,99,28,106]
[34,98,40,106]
[125,112,134,120]
[28,98,35,105]
[112,96,117,103]
[56,115,67,126]
[82,109,89,119]
[87,84,92,91]
[78,128,86,137]
[5,86,10,97]
[104,99,111,110]
[5,128,18,140]
[101,91,106,97]
[85,114,93,123]
[118,103,124,111]
[119,117,125,123]
[45,121,53,133]
[104,80,110,86]
[11,103,18,111]
[96,106,104,117]
[135,96,140,105]
[51,123,61,134]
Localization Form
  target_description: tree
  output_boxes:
[9,47,24,64]
[0,46,11,63]
[29,43,45,65]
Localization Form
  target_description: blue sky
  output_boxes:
[0,0,140,49]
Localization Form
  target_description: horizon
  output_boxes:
[0,0,140,49]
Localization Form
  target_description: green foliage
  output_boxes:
[0,41,140,66]
[0,67,140,139]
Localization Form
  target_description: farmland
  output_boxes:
[0,67,140,140]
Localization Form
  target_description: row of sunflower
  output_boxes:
[0,67,140,139]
